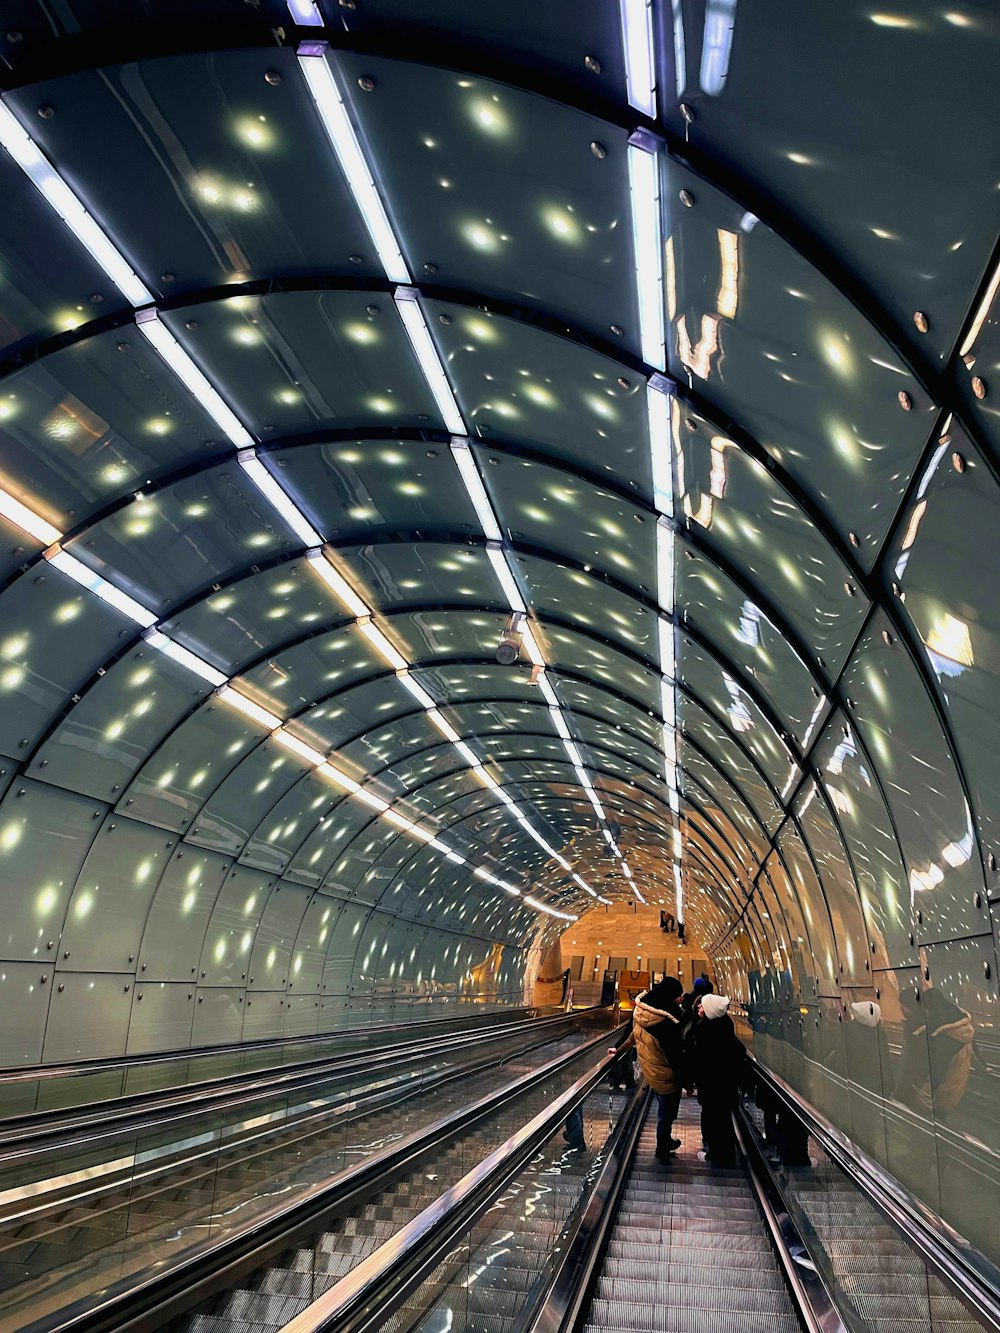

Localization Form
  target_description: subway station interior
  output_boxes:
[0,2,998,1332]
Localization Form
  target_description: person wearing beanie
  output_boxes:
[689,993,747,1167]
[613,975,688,1161]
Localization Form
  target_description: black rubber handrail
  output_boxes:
[732,1110,843,1333]
[42,1022,623,1333]
[0,1002,543,1086]
[519,1083,650,1333]
[748,1056,1000,1332]
[1,1010,587,1178]
[1,1008,596,1148]
[0,1010,591,1269]
[271,1044,628,1333]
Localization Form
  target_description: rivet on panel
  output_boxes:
[989,852,997,873]
[349,254,363,265]
[972,376,987,399]
[617,377,630,390]
[123,984,129,992]
[882,630,893,647]
[160,273,174,284]
[951,452,966,473]
[584,55,603,73]
[423,263,437,275]
[923,965,930,981]
[844,582,856,597]
[985,961,992,980]
[875,987,880,1000]
[610,324,623,336]
[913,311,929,333]
[264,70,282,86]
[57,984,64,992]
[357,76,375,92]
[40,975,47,984]
[848,532,860,548]
[46,941,53,950]
[679,189,695,207]
[680,102,695,123]
[897,391,912,411]
[590,141,607,160]
[438,313,452,325]
[63,951,69,959]
[975,891,983,909]
[38,105,54,119]
[916,909,923,925]
[909,932,915,946]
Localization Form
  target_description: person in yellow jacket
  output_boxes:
[613,975,689,1161]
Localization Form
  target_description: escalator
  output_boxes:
[244,1054,1000,1333]
[0,1009,612,1333]
[580,1100,800,1333]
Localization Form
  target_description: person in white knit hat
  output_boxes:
[689,993,747,1166]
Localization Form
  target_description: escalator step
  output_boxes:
[586,1299,802,1332]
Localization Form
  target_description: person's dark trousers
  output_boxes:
[563,1101,585,1150]
[609,1049,636,1089]
[700,1096,736,1166]
[655,1089,681,1158]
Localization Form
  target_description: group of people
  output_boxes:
[611,974,747,1165]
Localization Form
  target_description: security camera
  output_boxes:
[496,613,524,666]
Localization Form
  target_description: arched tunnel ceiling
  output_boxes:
[0,0,997,984]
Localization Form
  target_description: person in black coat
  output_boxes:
[689,993,746,1166]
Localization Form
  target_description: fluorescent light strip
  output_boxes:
[485,543,526,612]
[0,102,152,307]
[427,709,461,743]
[47,550,157,627]
[0,485,62,546]
[647,381,674,517]
[357,618,408,671]
[620,0,657,118]
[573,873,598,899]
[450,441,502,541]
[135,311,253,447]
[318,760,360,794]
[272,728,327,767]
[549,707,571,740]
[286,0,323,23]
[627,137,666,370]
[296,48,410,284]
[563,740,583,767]
[523,894,575,921]
[397,671,436,710]
[656,518,674,614]
[519,624,546,668]
[454,740,480,768]
[217,685,284,731]
[306,550,371,618]
[536,672,559,709]
[355,787,390,813]
[395,288,466,434]
[144,631,227,687]
[239,453,322,545]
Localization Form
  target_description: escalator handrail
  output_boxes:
[732,1108,845,1333]
[749,1054,1000,1332]
[520,1083,650,1333]
[45,1021,624,1333]
[277,1039,629,1333]
[0,1012,592,1231]
[0,1003,556,1086]
[1,1009,592,1155]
